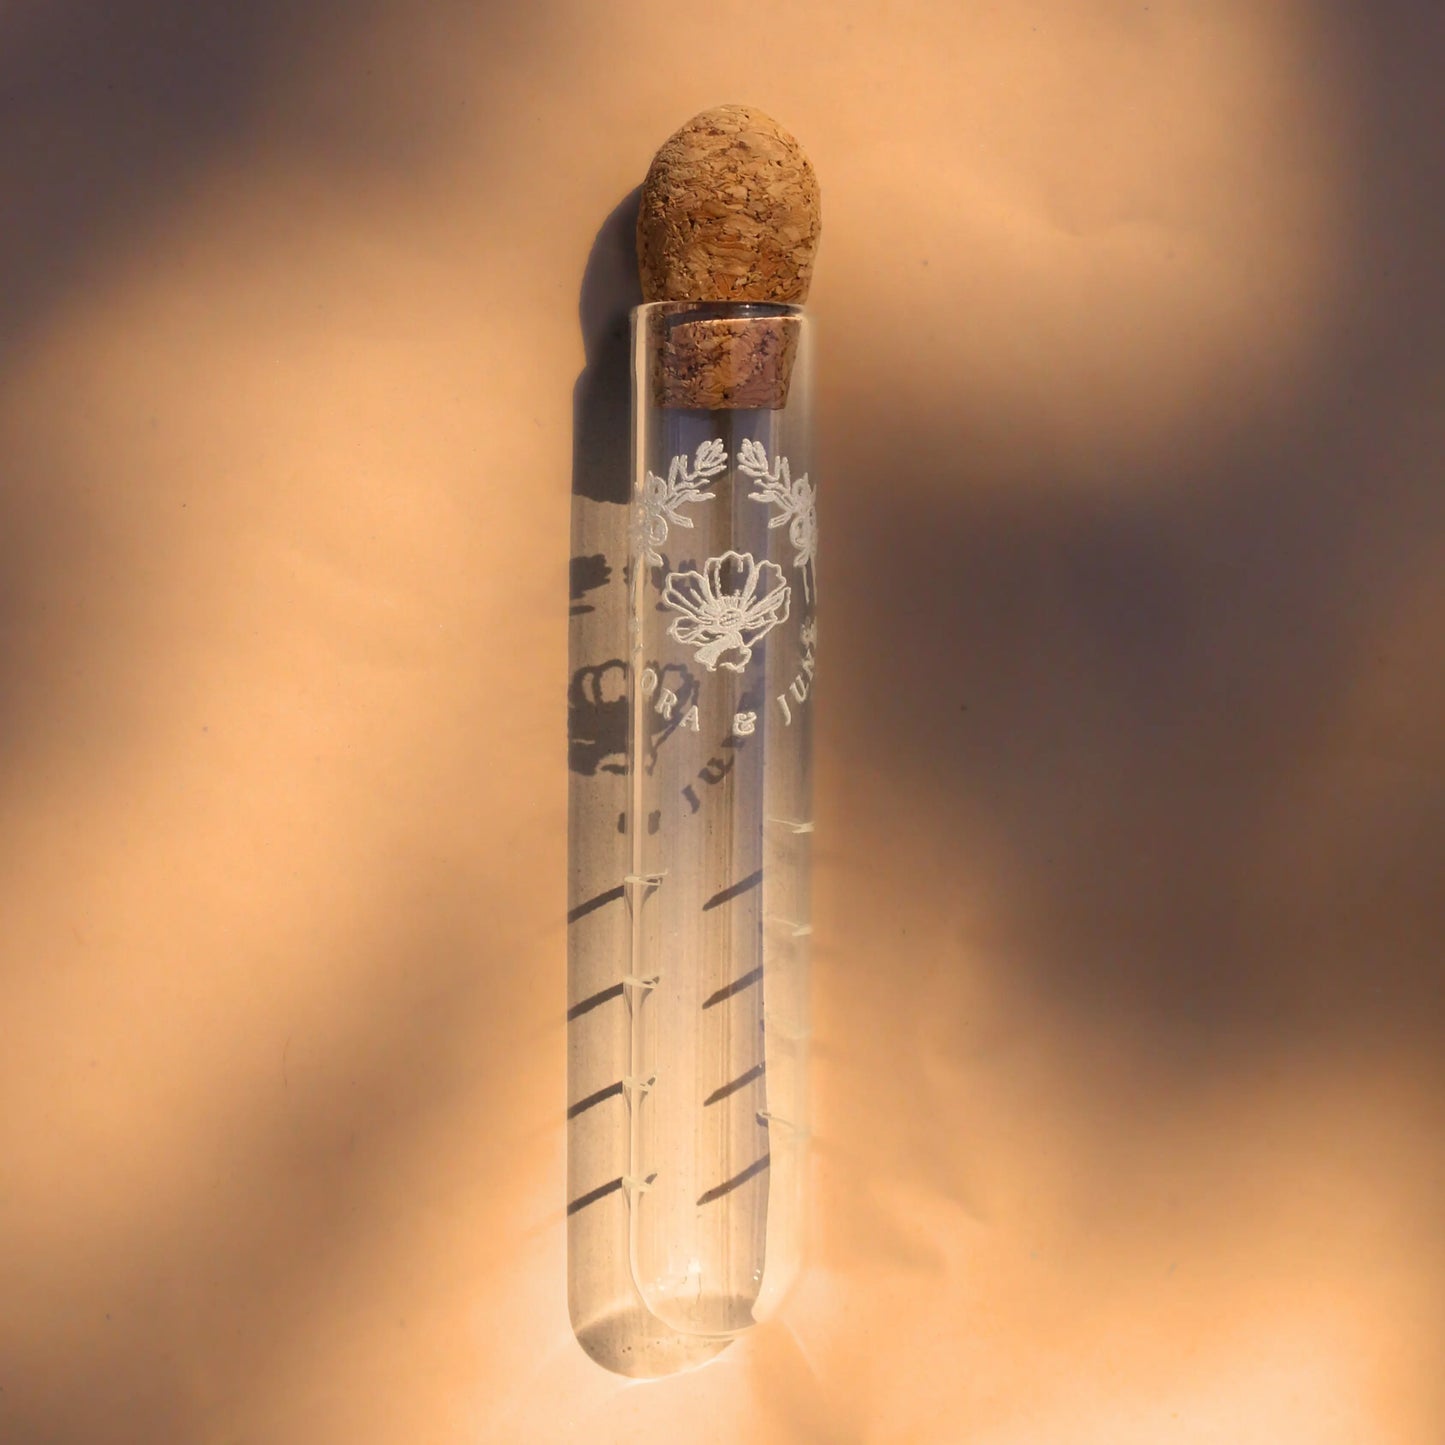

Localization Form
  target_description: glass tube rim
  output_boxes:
[634,299,808,323]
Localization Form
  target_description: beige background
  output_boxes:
[3,1,1442,1440]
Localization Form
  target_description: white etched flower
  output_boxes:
[661,551,791,672]
[630,438,727,567]
[737,438,817,600]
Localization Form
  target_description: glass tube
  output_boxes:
[625,302,814,1338]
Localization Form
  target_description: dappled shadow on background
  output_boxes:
[0,0,406,797]
[825,0,1443,1038]
[0,0,374,367]
[813,4,1445,1309]
[0,875,530,1443]
[790,29,1445,1433]
[0,3,546,1441]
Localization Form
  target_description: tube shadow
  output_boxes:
[564,188,730,1375]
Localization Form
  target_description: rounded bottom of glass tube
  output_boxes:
[633,1285,760,1340]
[572,1300,735,1378]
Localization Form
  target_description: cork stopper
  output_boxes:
[638,105,820,409]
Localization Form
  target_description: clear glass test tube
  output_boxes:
[624,301,814,1338]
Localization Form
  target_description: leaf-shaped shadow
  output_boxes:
[567,660,628,776]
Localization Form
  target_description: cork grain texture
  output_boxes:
[648,311,801,410]
[640,105,818,408]
[637,105,821,305]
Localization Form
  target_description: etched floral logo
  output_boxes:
[738,438,817,601]
[631,439,728,568]
[661,551,791,673]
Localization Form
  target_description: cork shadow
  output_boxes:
[571,187,643,508]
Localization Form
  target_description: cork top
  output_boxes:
[637,105,821,304]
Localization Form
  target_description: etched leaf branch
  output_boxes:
[632,438,728,567]
[738,438,817,602]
